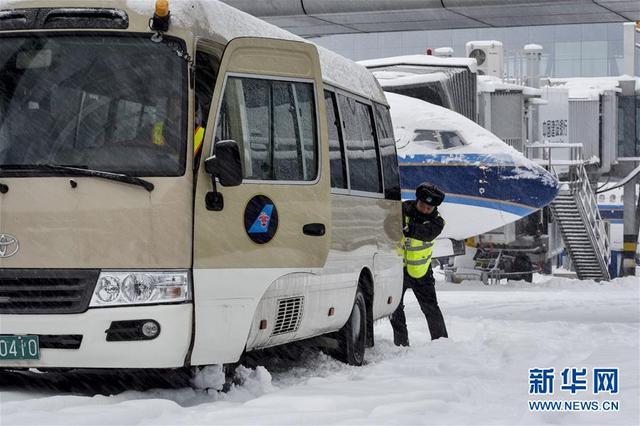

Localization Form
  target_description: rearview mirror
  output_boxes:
[205,139,242,187]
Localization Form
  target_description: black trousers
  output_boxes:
[390,267,448,345]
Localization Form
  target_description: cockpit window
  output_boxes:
[413,129,466,150]
[413,129,438,144]
[439,131,465,148]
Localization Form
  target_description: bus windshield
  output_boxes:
[0,34,187,176]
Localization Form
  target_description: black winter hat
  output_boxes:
[416,183,445,206]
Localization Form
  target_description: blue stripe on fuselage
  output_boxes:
[401,190,535,217]
[398,159,558,210]
[398,153,522,166]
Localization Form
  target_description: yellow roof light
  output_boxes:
[150,0,171,34]
[155,0,169,18]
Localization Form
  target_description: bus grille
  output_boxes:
[0,270,99,314]
[272,297,304,336]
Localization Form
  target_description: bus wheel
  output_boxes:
[334,288,367,366]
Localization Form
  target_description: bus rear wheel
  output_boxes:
[333,288,367,366]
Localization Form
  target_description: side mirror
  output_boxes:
[205,139,242,187]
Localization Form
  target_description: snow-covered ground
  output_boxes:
[1,273,638,426]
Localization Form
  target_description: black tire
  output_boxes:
[333,288,367,366]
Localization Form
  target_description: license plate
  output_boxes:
[0,335,40,360]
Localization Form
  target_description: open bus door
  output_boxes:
[190,37,331,365]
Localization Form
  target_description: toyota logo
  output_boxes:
[0,234,19,258]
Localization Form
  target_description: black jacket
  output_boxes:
[402,200,445,242]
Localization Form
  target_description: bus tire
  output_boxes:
[333,288,367,366]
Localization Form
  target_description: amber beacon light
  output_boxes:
[150,0,170,33]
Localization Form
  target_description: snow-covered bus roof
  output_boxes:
[135,0,386,104]
[544,76,640,100]
[0,0,386,104]
[360,55,478,74]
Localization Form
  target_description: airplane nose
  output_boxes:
[501,157,559,210]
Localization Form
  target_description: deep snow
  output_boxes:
[1,273,638,426]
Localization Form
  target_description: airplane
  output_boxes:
[386,92,559,257]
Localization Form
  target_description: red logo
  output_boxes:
[258,212,270,227]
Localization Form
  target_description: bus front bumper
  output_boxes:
[0,303,192,369]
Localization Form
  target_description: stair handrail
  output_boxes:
[524,142,584,168]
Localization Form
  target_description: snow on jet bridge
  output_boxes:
[221,1,640,37]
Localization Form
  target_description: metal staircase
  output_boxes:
[549,164,611,281]
[527,142,611,281]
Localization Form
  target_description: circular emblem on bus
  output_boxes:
[0,234,19,258]
[244,195,278,244]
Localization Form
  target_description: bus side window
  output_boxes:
[324,90,347,189]
[215,76,318,182]
[374,103,400,200]
[338,94,382,194]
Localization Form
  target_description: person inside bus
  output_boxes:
[150,100,181,151]
[193,104,205,156]
[390,182,448,346]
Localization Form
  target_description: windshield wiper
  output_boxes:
[33,164,154,192]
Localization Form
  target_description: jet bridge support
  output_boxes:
[622,177,639,276]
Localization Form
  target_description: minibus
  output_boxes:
[0,0,402,374]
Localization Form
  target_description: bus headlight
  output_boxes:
[95,275,120,303]
[90,271,191,307]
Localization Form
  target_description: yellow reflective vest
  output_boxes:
[403,214,435,279]
[152,121,166,146]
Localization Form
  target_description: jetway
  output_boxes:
[361,56,478,121]
[542,76,640,177]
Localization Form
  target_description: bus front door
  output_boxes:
[190,37,331,365]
